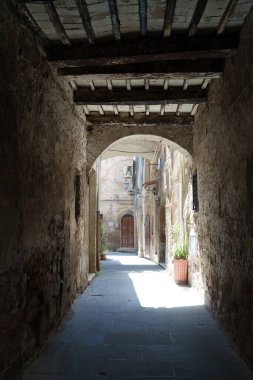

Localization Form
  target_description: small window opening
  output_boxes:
[75,174,81,221]
[192,170,199,212]
[124,165,133,177]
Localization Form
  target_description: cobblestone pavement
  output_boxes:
[22,253,253,380]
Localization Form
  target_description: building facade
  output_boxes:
[99,143,199,288]
[100,157,135,251]
[133,144,199,287]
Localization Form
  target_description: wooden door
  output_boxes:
[121,214,134,247]
[145,214,150,257]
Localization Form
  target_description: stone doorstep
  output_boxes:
[116,247,136,252]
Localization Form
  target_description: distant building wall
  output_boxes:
[134,145,197,286]
[100,157,135,250]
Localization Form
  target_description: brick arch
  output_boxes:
[86,121,193,169]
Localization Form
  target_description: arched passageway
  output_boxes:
[2,0,253,376]
[86,120,193,170]
[96,134,195,282]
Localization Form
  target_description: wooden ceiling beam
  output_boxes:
[68,73,220,81]
[74,87,208,105]
[108,0,121,40]
[64,73,221,81]
[163,0,177,38]
[139,0,147,37]
[47,36,238,67]
[43,0,71,45]
[50,49,236,68]
[18,0,51,2]
[217,0,238,35]
[75,0,95,44]
[86,114,194,126]
[57,59,224,77]
[188,0,208,37]
[20,4,50,44]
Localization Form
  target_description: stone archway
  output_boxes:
[91,133,192,260]
[86,118,193,169]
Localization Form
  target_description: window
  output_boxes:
[192,170,199,212]
[124,165,133,177]
[75,174,81,221]
[123,165,133,190]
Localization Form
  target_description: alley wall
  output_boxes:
[194,8,253,365]
[0,1,89,377]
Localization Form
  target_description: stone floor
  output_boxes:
[22,253,253,380]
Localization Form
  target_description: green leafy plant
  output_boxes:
[172,245,188,260]
[100,241,108,253]
[170,222,188,260]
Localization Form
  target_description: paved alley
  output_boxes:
[22,253,253,380]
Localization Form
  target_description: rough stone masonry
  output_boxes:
[194,7,253,366]
[1,0,253,377]
[0,1,89,377]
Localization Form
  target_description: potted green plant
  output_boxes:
[100,241,108,260]
[172,245,188,284]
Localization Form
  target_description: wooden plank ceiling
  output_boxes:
[19,0,253,121]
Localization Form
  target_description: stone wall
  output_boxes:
[0,2,88,377]
[87,122,193,169]
[194,8,253,365]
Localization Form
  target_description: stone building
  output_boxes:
[98,139,201,294]
[132,141,199,286]
[99,156,135,251]
[2,0,253,377]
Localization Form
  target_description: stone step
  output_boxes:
[116,247,136,253]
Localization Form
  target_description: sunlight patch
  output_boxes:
[128,272,204,308]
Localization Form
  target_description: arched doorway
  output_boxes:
[121,214,134,248]
[145,214,151,258]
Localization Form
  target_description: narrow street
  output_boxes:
[22,253,252,380]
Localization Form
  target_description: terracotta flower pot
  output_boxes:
[173,259,188,284]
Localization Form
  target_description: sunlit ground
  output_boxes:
[109,253,204,309]
[129,271,204,308]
